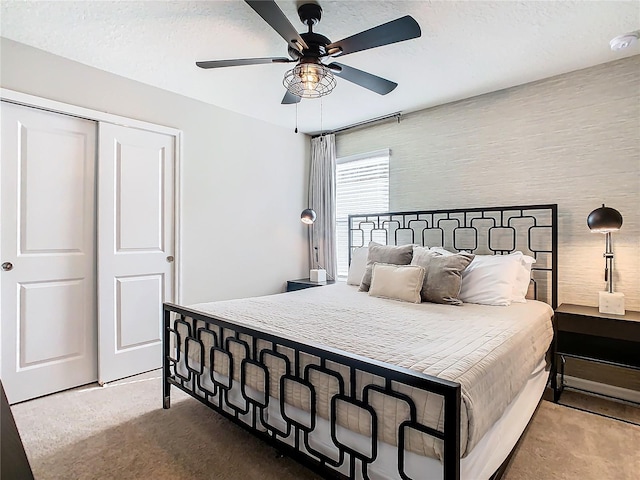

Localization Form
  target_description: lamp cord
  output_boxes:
[315,263,335,281]
[313,246,334,281]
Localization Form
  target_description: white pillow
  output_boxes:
[459,254,521,306]
[368,263,425,304]
[346,247,369,286]
[509,252,536,303]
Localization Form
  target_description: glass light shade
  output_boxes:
[587,204,623,233]
[301,208,316,224]
[283,63,336,99]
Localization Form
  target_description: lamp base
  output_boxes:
[310,269,326,283]
[598,291,625,315]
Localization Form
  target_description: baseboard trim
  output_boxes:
[563,375,640,404]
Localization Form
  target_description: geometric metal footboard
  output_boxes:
[163,303,461,480]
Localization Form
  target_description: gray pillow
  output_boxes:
[410,246,474,305]
[358,242,414,292]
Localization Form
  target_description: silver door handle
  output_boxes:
[1,262,13,271]
[166,256,174,263]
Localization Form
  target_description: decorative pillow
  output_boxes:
[427,246,473,256]
[346,247,369,286]
[459,254,521,306]
[509,252,536,303]
[410,246,474,305]
[359,242,414,292]
[368,263,425,304]
[428,246,454,256]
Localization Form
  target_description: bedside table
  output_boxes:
[552,303,640,403]
[286,278,335,292]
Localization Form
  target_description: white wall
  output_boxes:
[1,38,311,304]
[337,56,640,311]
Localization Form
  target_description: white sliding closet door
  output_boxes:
[97,123,175,384]
[1,102,98,404]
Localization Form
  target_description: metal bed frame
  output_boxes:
[163,204,558,480]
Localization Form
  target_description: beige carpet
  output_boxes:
[503,399,639,480]
[558,390,640,425]
[10,371,640,480]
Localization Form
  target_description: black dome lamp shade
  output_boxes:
[587,204,623,233]
[587,205,624,313]
[301,208,316,224]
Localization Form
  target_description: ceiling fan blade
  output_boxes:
[245,0,308,53]
[281,90,301,104]
[326,16,421,57]
[196,57,292,69]
[328,63,397,95]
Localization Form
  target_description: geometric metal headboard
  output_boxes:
[348,204,558,308]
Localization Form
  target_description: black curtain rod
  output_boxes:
[312,112,402,138]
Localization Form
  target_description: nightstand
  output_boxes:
[286,278,335,292]
[552,303,640,403]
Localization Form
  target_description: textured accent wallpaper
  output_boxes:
[337,56,639,311]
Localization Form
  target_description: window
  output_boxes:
[335,149,390,278]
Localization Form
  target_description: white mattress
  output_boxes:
[186,282,553,459]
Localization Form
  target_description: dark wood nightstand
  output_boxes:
[552,303,640,403]
[286,278,335,292]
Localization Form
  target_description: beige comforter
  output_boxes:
[183,283,553,460]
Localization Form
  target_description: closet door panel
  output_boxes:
[98,123,175,384]
[116,274,163,349]
[116,142,163,251]
[1,101,97,404]
[21,126,86,252]
[19,280,85,365]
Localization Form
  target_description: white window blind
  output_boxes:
[335,149,390,278]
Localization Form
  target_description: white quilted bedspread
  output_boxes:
[188,282,553,458]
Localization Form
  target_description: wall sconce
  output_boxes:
[587,204,624,314]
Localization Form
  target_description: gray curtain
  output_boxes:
[308,134,336,279]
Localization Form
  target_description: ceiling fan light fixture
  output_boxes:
[283,63,336,99]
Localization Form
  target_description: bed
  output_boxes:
[163,204,558,480]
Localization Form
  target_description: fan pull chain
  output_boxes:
[320,96,323,142]
[294,103,298,134]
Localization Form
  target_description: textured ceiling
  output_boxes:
[1,1,639,134]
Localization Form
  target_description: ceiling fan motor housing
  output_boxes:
[298,3,322,26]
[288,4,329,60]
[300,32,331,58]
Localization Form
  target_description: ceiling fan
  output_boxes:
[196,1,421,104]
